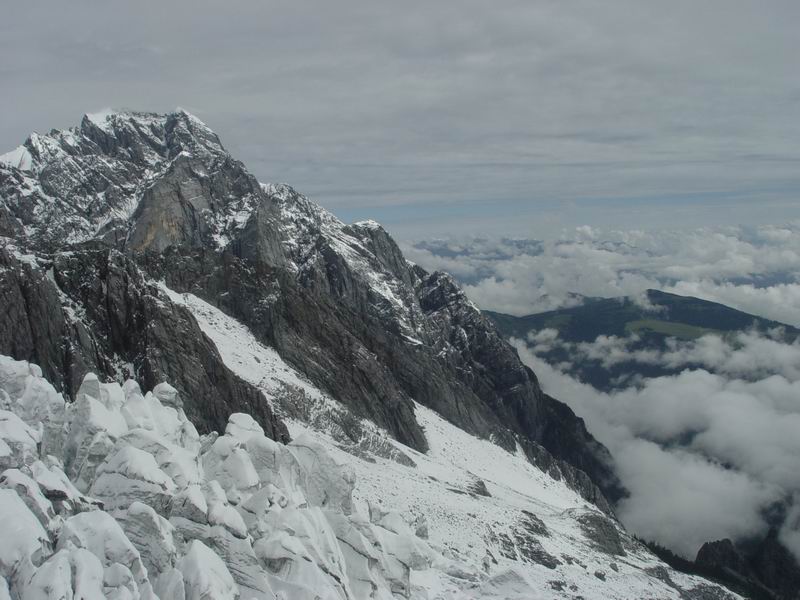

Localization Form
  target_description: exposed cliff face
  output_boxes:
[695,534,800,600]
[0,243,287,442]
[0,109,619,510]
[0,112,219,250]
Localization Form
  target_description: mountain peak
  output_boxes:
[0,143,32,171]
[0,108,750,598]
[1,109,622,507]
[0,109,226,178]
[82,107,118,129]
[351,219,384,231]
[79,107,210,131]
[0,110,235,249]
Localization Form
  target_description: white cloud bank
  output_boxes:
[533,328,800,382]
[405,222,800,325]
[512,336,800,560]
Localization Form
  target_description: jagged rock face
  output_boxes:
[0,243,287,441]
[696,535,800,600]
[0,109,618,509]
[696,539,753,580]
[750,531,800,599]
[0,111,229,251]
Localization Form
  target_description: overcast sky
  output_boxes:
[2,1,799,238]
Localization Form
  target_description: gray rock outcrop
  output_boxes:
[0,109,620,509]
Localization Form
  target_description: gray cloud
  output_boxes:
[512,338,800,559]
[406,223,800,325]
[532,328,800,382]
[2,1,800,237]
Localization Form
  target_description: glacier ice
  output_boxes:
[0,356,446,599]
[0,353,742,599]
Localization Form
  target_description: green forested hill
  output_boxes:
[486,289,799,390]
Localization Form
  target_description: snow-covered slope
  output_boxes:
[153,288,742,600]
[0,257,743,599]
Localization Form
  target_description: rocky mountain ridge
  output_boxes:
[0,109,619,508]
[0,109,749,598]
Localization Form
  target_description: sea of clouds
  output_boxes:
[531,327,800,383]
[406,223,800,560]
[513,335,800,559]
[403,222,800,326]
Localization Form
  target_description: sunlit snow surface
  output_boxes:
[163,286,741,599]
